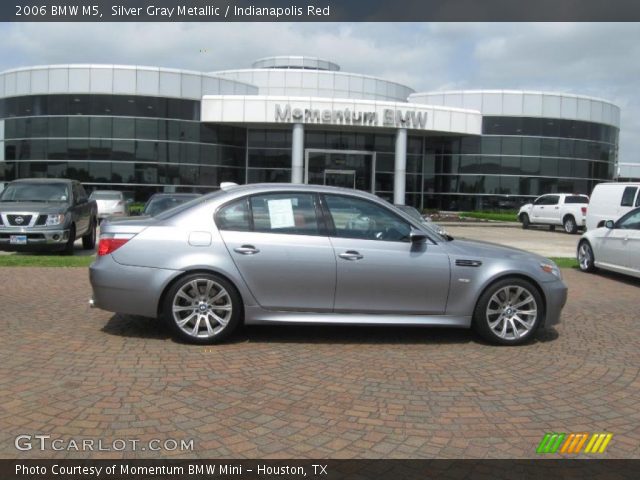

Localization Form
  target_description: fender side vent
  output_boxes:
[456,259,482,267]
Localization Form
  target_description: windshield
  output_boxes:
[0,183,69,202]
[90,191,122,200]
[390,203,448,242]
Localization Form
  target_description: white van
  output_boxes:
[586,182,640,230]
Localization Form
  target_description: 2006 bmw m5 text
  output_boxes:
[89,184,567,345]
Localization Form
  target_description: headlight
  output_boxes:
[540,262,562,279]
[45,213,65,226]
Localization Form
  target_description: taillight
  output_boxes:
[97,234,134,256]
[581,207,587,215]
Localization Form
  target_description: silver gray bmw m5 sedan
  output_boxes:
[89,184,567,345]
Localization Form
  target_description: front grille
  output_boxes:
[7,215,33,226]
[35,215,47,226]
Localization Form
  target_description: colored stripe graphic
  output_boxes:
[538,433,612,454]
[537,433,566,453]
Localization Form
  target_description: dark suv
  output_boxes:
[0,178,97,254]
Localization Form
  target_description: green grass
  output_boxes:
[549,257,579,269]
[459,211,519,222]
[0,254,94,267]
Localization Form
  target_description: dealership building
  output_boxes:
[0,56,620,210]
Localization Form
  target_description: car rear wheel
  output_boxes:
[82,218,96,250]
[473,278,543,345]
[563,215,577,234]
[520,213,530,229]
[163,273,241,344]
[578,240,596,273]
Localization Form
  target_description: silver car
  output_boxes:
[90,184,567,346]
[89,190,128,221]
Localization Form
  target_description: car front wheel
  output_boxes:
[578,240,596,273]
[82,218,96,249]
[163,273,241,344]
[473,278,544,345]
[520,213,530,229]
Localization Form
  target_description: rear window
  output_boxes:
[564,195,589,204]
[621,186,638,207]
[90,191,121,200]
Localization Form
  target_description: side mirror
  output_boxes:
[604,220,615,229]
[409,228,427,243]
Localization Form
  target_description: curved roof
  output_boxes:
[252,56,340,71]
[0,64,258,100]
[409,90,620,128]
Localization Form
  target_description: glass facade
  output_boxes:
[1,95,246,200]
[0,94,619,209]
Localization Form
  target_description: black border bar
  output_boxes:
[2,459,639,480]
[5,0,640,22]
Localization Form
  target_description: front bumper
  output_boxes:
[89,254,177,318]
[541,279,568,327]
[0,227,70,251]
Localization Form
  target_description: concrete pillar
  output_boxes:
[291,123,304,184]
[393,128,407,205]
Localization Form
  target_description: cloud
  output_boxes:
[1,22,639,167]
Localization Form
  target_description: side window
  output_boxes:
[76,184,88,202]
[545,195,560,205]
[250,193,320,236]
[636,191,640,208]
[216,198,251,232]
[533,196,546,205]
[617,209,640,230]
[324,194,411,242]
[621,186,638,207]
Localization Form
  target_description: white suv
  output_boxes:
[518,194,589,234]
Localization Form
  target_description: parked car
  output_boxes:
[90,184,567,346]
[577,206,640,279]
[518,193,589,233]
[142,193,201,217]
[89,190,128,221]
[0,178,97,254]
[585,182,640,230]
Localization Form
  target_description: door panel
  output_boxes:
[221,230,336,311]
[330,237,451,314]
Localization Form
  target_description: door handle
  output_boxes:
[554,207,559,209]
[338,250,363,261]
[234,245,260,255]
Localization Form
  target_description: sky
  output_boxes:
[2,22,639,169]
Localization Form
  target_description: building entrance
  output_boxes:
[305,149,375,192]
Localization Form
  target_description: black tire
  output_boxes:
[563,215,578,234]
[163,272,242,345]
[82,218,97,250]
[520,213,530,229]
[472,277,544,346]
[62,224,76,255]
[548,225,556,231]
[577,240,596,273]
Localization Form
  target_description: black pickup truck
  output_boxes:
[0,178,98,254]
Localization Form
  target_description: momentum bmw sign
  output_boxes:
[274,103,428,129]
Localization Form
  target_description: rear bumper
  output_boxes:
[541,279,568,327]
[89,254,178,318]
[0,227,70,251]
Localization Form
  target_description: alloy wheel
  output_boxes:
[172,278,232,339]
[485,285,538,341]
[578,242,593,271]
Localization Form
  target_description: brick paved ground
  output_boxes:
[0,267,638,459]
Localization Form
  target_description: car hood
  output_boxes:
[0,202,68,215]
[446,238,550,263]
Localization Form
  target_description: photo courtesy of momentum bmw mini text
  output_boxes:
[1,1,639,480]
